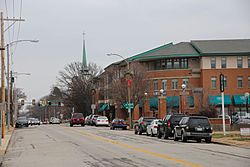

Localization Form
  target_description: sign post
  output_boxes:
[220,74,226,136]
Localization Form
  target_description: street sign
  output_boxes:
[124,103,134,109]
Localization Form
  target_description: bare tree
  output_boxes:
[57,62,102,116]
[110,62,148,108]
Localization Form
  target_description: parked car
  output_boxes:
[134,117,156,135]
[110,119,127,130]
[157,114,185,139]
[28,118,41,126]
[85,115,91,125]
[174,116,213,143]
[95,116,109,126]
[70,113,85,127]
[16,116,29,128]
[90,115,99,126]
[218,115,231,124]
[32,118,41,125]
[50,117,61,124]
[146,119,162,137]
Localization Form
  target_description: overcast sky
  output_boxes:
[0,0,250,101]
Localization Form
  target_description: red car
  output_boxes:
[70,113,85,127]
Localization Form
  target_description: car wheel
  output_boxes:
[174,132,178,141]
[157,130,162,139]
[70,124,73,127]
[163,130,169,139]
[151,130,154,137]
[205,137,212,143]
[181,132,187,142]
[134,129,138,134]
[146,131,149,136]
[138,128,142,135]
[81,124,85,127]
[196,139,201,143]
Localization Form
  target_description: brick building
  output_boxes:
[94,39,250,121]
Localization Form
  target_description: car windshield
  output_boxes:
[144,118,155,123]
[98,117,107,119]
[171,116,185,123]
[189,118,209,126]
[72,113,83,118]
[17,117,26,120]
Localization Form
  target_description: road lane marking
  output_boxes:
[61,126,203,167]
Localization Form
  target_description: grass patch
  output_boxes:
[213,133,240,138]
[232,137,250,141]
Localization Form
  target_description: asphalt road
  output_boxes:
[1,124,250,167]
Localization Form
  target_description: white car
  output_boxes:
[50,117,60,124]
[146,119,162,137]
[95,116,109,126]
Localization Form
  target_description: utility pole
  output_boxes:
[1,13,25,136]
[1,12,5,139]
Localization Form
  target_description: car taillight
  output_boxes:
[97,120,100,122]
[154,126,157,128]
[168,121,171,128]
[106,120,109,122]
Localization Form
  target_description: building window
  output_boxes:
[211,57,216,69]
[153,80,158,92]
[248,77,250,88]
[172,79,178,89]
[162,80,167,91]
[248,56,250,68]
[155,60,161,70]
[173,59,180,69]
[166,59,172,69]
[224,76,227,88]
[182,79,189,88]
[221,57,227,68]
[237,56,243,68]
[180,58,188,68]
[211,77,216,89]
[237,76,243,88]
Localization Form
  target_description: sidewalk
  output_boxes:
[212,131,250,149]
[0,127,14,162]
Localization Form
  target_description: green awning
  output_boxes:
[233,95,250,105]
[98,103,108,112]
[166,96,179,107]
[188,96,194,107]
[150,97,158,109]
[209,95,232,105]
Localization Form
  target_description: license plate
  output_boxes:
[196,127,203,131]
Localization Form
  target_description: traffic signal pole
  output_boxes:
[1,12,5,138]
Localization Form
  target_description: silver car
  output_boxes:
[146,119,162,137]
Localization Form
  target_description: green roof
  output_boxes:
[191,39,250,56]
[128,42,199,61]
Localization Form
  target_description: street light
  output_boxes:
[245,92,249,113]
[6,39,38,130]
[106,53,132,128]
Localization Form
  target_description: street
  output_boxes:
[2,125,250,167]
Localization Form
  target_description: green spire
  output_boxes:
[82,32,88,72]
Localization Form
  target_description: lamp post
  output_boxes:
[6,39,38,130]
[107,53,132,128]
[180,84,186,114]
[143,92,148,116]
[245,92,249,113]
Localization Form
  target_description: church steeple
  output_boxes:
[82,32,88,73]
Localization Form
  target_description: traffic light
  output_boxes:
[48,101,52,106]
[32,99,36,105]
[21,100,25,105]
[11,77,15,83]
[220,74,224,92]
[58,102,61,106]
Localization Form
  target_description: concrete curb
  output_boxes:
[0,127,15,156]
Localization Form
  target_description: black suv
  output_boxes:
[157,114,185,139]
[134,117,156,135]
[174,116,213,143]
